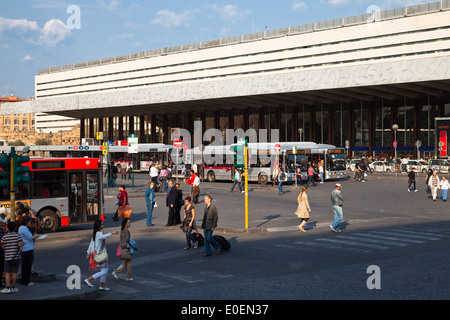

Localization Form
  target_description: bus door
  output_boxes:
[69,171,100,222]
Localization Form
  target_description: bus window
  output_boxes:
[328,153,346,171]
[287,155,308,172]
[32,171,67,198]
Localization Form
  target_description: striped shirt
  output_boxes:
[1,232,22,261]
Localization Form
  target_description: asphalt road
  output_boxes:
[3,173,450,308]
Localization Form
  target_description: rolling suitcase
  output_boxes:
[213,235,231,251]
[193,232,204,247]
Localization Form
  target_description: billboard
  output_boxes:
[435,118,450,157]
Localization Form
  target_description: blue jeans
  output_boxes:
[408,180,416,191]
[203,229,221,255]
[443,189,448,200]
[146,203,154,225]
[186,226,196,247]
[278,181,283,194]
[331,205,343,230]
[231,180,242,192]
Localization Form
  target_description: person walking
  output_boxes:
[319,160,324,184]
[330,183,344,233]
[186,171,195,196]
[425,168,433,194]
[440,176,450,201]
[149,164,159,191]
[159,166,169,193]
[183,196,198,250]
[192,172,201,204]
[85,220,118,291]
[18,216,41,286]
[407,168,418,192]
[306,164,317,187]
[230,168,243,193]
[145,181,156,226]
[277,167,286,195]
[0,217,6,288]
[201,194,221,257]
[1,221,24,294]
[112,218,134,281]
[112,185,129,221]
[295,186,311,232]
[428,171,440,201]
[166,180,179,226]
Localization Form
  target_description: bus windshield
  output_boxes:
[287,154,308,172]
[328,153,346,171]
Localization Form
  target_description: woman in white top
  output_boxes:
[85,220,118,290]
[440,176,450,201]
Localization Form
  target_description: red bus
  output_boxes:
[0,158,104,232]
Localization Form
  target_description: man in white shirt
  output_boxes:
[149,165,159,191]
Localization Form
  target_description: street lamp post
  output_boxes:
[392,124,398,177]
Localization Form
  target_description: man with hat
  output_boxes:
[330,183,344,232]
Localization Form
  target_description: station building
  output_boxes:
[3,1,450,159]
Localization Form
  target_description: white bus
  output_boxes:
[181,142,346,184]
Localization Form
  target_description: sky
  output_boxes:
[0,0,433,99]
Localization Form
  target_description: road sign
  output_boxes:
[128,134,138,154]
[393,141,397,148]
[274,144,281,153]
[173,139,182,148]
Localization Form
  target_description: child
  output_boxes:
[1,222,25,293]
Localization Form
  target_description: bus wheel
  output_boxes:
[258,173,268,185]
[207,171,216,182]
[39,209,59,233]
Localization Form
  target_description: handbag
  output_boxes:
[116,245,121,258]
[93,249,108,264]
[180,219,188,232]
[120,248,132,261]
[118,205,132,218]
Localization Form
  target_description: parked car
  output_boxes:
[406,160,429,173]
[371,160,395,172]
[428,159,450,173]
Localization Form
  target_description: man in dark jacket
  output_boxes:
[201,195,221,256]
[166,180,178,226]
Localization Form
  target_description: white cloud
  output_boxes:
[37,19,71,47]
[208,4,251,22]
[328,0,351,7]
[151,9,194,28]
[21,55,34,63]
[291,1,308,12]
[0,17,39,33]
[0,16,70,47]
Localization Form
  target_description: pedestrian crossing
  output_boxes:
[79,223,450,298]
[280,225,450,256]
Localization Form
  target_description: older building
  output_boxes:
[3,1,450,158]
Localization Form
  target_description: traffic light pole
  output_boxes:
[244,144,248,229]
[9,147,15,221]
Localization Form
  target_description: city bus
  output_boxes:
[0,144,175,172]
[183,142,346,184]
[0,157,104,232]
[284,144,347,182]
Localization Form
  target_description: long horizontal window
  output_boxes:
[36,26,450,89]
